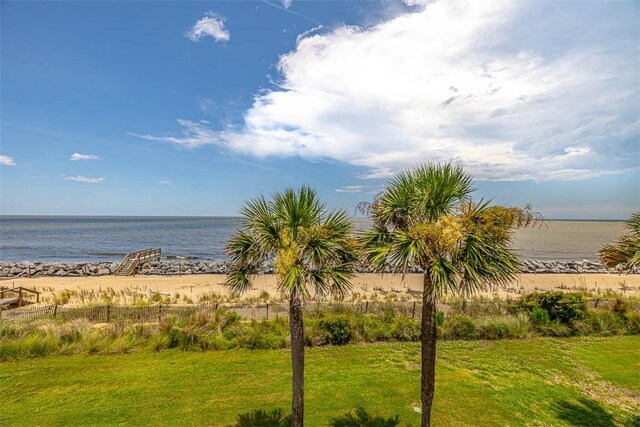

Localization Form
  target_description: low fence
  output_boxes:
[1,301,420,323]
[0,298,635,324]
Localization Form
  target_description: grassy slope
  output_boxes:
[1,337,638,426]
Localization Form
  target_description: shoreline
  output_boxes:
[3,273,639,306]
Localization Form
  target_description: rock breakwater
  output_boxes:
[0,259,631,278]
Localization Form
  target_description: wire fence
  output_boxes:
[0,298,636,324]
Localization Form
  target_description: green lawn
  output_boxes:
[1,337,638,426]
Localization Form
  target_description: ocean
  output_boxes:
[0,216,626,263]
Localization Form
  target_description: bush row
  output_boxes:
[1,293,638,360]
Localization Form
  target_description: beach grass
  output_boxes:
[1,336,638,426]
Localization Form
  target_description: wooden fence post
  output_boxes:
[18,288,23,307]
[266,304,269,320]
[106,305,111,322]
[412,301,416,319]
[365,301,369,314]
[28,266,31,278]
[158,304,163,322]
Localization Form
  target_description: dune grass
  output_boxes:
[1,337,638,426]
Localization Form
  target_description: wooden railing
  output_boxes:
[114,248,161,276]
[132,248,162,264]
[0,286,41,307]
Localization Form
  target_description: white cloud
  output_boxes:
[186,12,230,43]
[281,0,293,9]
[129,119,224,149]
[139,0,639,182]
[63,176,105,183]
[0,155,16,166]
[159,180,172,185]
[335,185,364,193]
[70,152,100,161]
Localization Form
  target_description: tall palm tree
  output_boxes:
[358,163,540,427]
[599,211,640,272]
[225,186,359,427]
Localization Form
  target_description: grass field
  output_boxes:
[1,337,638,426]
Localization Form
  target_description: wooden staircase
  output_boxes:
[114,248,161,276]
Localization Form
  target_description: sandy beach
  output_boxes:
[3,273,639,306]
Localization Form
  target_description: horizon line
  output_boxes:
[0,214,628,222]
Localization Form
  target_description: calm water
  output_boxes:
[0,216,626,262]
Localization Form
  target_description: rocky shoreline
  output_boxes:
[0,259,633,278]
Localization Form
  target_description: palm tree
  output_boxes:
[599,211,640,272]
[225,186,359,427]
[358,163,540,426]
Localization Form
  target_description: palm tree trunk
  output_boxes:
[290,291,305,427]
[421,270,437,427]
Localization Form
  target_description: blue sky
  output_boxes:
[1,0,638,219]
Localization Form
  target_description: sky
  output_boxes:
[1,0,638,219]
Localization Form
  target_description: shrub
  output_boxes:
[529,308,551,326]
[83,332,109,354]
[535,322,571,337]
[355,316,392,343]
[105,335,139,354]
[509,292,587,323]
[625,311,640,334]
[443,315,475,340]
[239,321,287,350]
[317,315,352,345]
[148,333,170,352]
[611,298,634,320]
[475,315,530,340]
[390,317,420,341]
[573,310,626,336]
[221,311,241,330]
[177,325,210,351]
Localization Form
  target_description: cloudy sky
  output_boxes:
[1,0,638,218]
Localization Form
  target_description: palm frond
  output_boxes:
[225,229,262,266]
[358,226,393,272]
[307,265,355,300]
[386,229,426,274]
[430,256,460,295]
[224,229,266,296]
[279,264,311,299]
[456,233,520,295]
[375,171,416,229]
[274,186,324,237]
[599,212,640,271]
[411,163,474,222]
[225,264,261,297]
